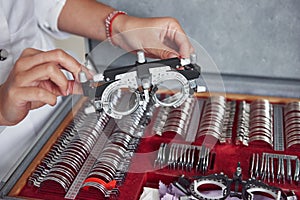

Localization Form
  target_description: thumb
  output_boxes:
[145,46,179,59]
[164,51,179,59]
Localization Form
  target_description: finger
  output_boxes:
[30,101,47,110]
[16,87,57,106]
[170,29,194,58]
[19,48,93,80]
[145,47,179,59]
[55,80,82,96]
[141,34,180,59]
[20,48,43,58]
[17,63,69,95]
[165,19,194,58]
[16,49,82,79]
[69,81,83,95]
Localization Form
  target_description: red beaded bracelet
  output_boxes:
[105,10,127,46]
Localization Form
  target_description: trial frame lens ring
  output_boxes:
[102,81,140,119]
[152,71,190,107]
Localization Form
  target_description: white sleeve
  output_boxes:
[34,0,70,39]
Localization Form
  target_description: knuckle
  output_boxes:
[53,49,66,61]
[14,59,23,71]
[21,48,32,55]
[60,77,68,86]
[35,89,57,105]
[20,48,37,57]
[7,87,20,102]
[45,64,57,75]
[48,95,57,106]
[21,48,29,55]
[160,49,171,59]
[51,98,57,106]
[13,73,24,85]
[36,89,46,100]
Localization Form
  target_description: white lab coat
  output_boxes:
[0,0,68,182]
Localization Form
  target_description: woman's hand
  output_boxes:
[111,15,194,59]
[58,0,193,59]
[0,48,87,125]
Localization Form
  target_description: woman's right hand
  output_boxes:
[0,48,86,126]
[111,15,194,59]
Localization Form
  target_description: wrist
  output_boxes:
[105,11,128,45]
[111,13,132,35]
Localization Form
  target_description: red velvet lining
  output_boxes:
[17,99,300,200]
[18,133,300,199]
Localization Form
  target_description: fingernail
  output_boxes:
[66,81,74,96]
[168,52,179,58]
[60,89,67,96]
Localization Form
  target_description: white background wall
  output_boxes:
[54,35,85,63]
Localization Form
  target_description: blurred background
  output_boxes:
[57,0,300,97]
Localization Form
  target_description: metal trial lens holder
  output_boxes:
[80,51,203,119]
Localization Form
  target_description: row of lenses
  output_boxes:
[40,111,110,192]
[152,97,196,140]
[81,130,139,197]
[236,99,300,149]
[221,100,236,143]
[198,96,227,141]
[79,100,153,198]
[248,99,274,147]
[236,101,250,145]
[27,105,90,187]
[284,102,300,148]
